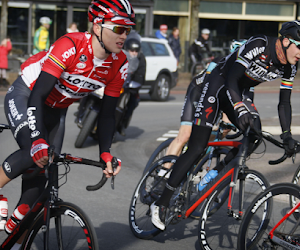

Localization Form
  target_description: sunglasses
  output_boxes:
[289,38,300,49]
[100,24,131,35]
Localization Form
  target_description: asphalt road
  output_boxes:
[0,90,299,249]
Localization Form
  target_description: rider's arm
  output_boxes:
[225,62,246,105]
[97,94,118,155]
[27,71,58,142]
[278,88,292,133]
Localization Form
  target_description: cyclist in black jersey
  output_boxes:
[164,41,247,161]
[151,21,300,231]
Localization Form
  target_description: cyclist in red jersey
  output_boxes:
[0,0,135,237]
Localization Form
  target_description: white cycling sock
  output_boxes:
[11,243,21,250]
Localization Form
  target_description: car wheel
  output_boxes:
[151,74,170,101]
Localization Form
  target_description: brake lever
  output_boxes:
[111,157,119,190]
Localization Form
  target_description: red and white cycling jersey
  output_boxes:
[21,32,128,108]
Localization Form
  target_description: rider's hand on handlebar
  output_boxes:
[30,138,49,168]
[100,152,121,178]
[281,131,300,157]
[234,103,253,132]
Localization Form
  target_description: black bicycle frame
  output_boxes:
[0,164,59,250]
[185,128,250,218]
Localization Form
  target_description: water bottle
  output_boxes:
[5,204,30,234]
[198,170,218,191]
[0,195,8,230]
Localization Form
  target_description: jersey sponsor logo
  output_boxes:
[8,99,23,121]
[7,86,14,94]
[3,162,11,173]
[63,74,104,90]
[61,47,76,62]
[195,72,206,85]
[120,62,129,80]
[14,121,28,138]
[208,96,215,103]
[195,82,209,117]
[76,62,86,69]
[247,61,281,81]
[205,107,213,119]
[112,53,119,60]
[79,54,87,62]
[27,107,37,131]
[7,114,15,127]
[31,130,40,138]
[244,46,265,60]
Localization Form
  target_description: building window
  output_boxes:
[6,3,30,55]
[154,0,188,12]
[246,3,293,16]
[200,1,242,14]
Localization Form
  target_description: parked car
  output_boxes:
[140,37,178,101]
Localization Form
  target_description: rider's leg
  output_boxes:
[151,125,212,230]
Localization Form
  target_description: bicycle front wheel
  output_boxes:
[22,201,99,250]
[238,183,300,250]
[129,155,178,239]
[198,169,269,250]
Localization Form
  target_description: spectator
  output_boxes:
[189,28,213,74]
[120,37,146,136]
[168,27,182,64]
[155,24,168,40]
[33,16,52,55]
[0,38,12,87]
[67,22,79,33]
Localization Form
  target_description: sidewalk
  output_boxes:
[171,71,300,93]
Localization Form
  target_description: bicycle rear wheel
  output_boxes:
[198,169,269,250]
[129,155,180,239]
[22,201,99,250]
[238,183,300,250]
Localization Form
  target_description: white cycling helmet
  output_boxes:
[201,28,210,35]
[40,16,52,25]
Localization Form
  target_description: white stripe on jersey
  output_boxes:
[21,53,49,87]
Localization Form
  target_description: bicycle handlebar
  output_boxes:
[22,146,119,191]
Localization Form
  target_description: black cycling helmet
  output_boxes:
[279,21,300,41]
[124,38,141,52]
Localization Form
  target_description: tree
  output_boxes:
[0,0,8,42]
[190,0,200,45]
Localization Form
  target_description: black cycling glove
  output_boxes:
[234,103,253,132]
[280,131,299,157]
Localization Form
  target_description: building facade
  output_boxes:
[1,0,300,70]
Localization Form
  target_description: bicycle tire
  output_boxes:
[22,201,99,250]
[143,138,174,174]
[75,109,98,148]
[237,183,300,250]
[187,146,230,219]
[290,164,300,219]
[129,155,179,239]
[198,169,270,250]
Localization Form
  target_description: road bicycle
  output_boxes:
[237,182,300,249]
[237,144,300,249]
[129,125,282,247]
[0,123,117,250]
[143,117,235,175]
